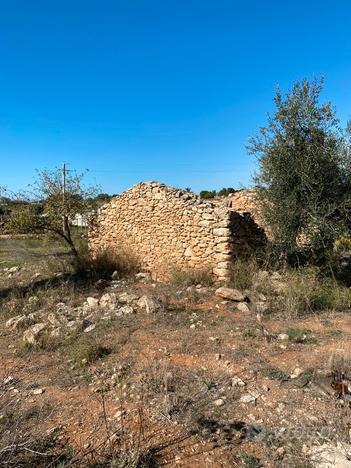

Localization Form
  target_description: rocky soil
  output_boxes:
[1,266,351,467]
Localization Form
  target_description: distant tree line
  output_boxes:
[199,187,237,199]
[0,180,117,251]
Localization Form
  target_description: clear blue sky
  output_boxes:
[1,0,351,194]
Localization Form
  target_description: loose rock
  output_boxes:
[23,323,47,345]
[137,295,158,314]
[86,297,99,308]
[6,314,35,331]
[99,293,117,308]
[215,287,245,302]
[240,391,260,404]
[214,398,225,406]
[231,376,246,387]
[118,292,139,304]
[237,302,250,313]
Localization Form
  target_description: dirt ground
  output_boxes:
[0,251,351,466]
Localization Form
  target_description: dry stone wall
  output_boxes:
[89,182,265,281]
[226,190,271,239]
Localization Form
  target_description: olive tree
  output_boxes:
[248,78,351,260]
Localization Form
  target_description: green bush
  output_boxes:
[199,190,216,199]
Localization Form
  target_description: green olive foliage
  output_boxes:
[248,78,351,260]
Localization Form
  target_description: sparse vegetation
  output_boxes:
[168,266,213,286]
[199,187,236,199]
[242,453,262,468]
[71,245,141,279]
[1,246,351,466]
[229,258,258,290]
[4,168,98,257]
[70,339,112,365]
[3,80,351,464]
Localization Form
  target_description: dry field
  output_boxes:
[0,237,351,467]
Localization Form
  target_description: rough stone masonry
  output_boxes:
[89,182,265,281]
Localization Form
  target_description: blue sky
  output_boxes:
[1,0,351,194]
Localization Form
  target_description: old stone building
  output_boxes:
[89,182,266,281]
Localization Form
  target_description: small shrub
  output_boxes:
[203,379,217,391]
[263,367,290,382]
[242,453,262,468]
[285,328,317,344]
[82,344,111,364]
[228,258,259,291]
[44,254,73,275]
[143,361,176,395]
[21,332,62,353]
[68,338,111,365]
[294,369,315,388]
[242,328,257,339]
[309,289,334,310]
[71,246,140,280]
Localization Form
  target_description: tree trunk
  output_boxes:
[57,223,79,258]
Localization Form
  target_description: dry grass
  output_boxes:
[264,269,351,318]
[0,278,85,322]
[168,266,213,286]
[0,376,73,466]
[3,237,351,466]
[228,258,259,291]
[67,337,112,366]
[228,259,351,318]
[72,245,140,280]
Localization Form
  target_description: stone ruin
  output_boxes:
[88,182,266,281]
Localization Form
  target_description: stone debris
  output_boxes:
[255,302,268,313]
[3,287,162,344]
[3,376,14,385]
[240,391,261,404]
[99,292,117,308]
[236,302,250,313]
[117,305,134,315]
[8,266,20,274]
[137,295,158,314]
[135,272,151,281]
[213,398,225,406]
[86,297,99,308]
[290,367,304,379]
[215,287,246,302]
[66,320,85,331]
[47,313,67,327]
[118,292,139,304]
[231,376,246,387]
[23,323,47,345]
[309,442,351,467]
[6,314,35,331]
